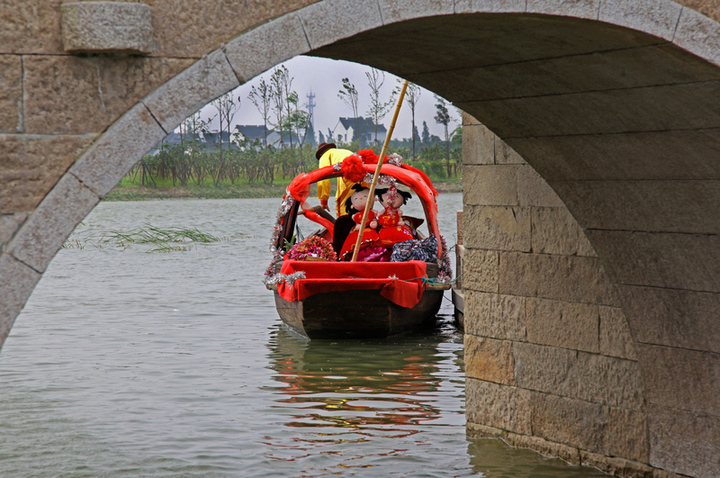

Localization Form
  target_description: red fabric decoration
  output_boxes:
[340,154,366,183]
[288,173,311,203]
[277,260,428,308]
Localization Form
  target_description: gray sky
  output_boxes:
[200,55,460,140]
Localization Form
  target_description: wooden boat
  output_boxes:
[264,157,452,339]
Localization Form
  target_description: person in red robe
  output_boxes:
[336,185,383,261]
[375,187,421,249]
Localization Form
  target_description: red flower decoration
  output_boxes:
[340,154,366,183]
[358,149,379,164]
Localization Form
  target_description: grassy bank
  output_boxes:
[103,179,462,201]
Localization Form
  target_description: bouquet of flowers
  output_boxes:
[285,236,337,261]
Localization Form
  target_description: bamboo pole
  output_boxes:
[350,80,409,262]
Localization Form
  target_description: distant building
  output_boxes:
[331,117,387,145]
[203,131,236,149]
[234,124,303,149]
[147,131,200,155]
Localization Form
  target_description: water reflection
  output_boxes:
[262,323,468,474]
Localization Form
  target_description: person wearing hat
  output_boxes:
[316,142,353,216]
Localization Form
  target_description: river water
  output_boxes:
[0,194,609,477]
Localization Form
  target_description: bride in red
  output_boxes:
[337,186,382,261]
[375,186,423,248]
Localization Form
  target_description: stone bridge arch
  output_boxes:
[2,1,720,476]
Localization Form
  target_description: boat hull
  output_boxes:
[273,288,446,339]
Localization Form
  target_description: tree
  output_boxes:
[318,130,326,144]
[270,66,293,150]
[421,121,431,145]
[211,91,240,148]
[450,125,463,177]
[338,77,360,144]
[210,92,241,186]
[283,92,311,170]
[412,124,421,149]
[248,77,271,148]
[365,68,396,146]
[400,80,421,160]
[434,95,452,177]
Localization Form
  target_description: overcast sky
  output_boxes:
[199,55,460,140]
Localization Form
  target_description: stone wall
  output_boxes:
[461,113,655,477]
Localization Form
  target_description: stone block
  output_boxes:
[580,450,654,478]
[504,432,582,465]
[0,55,21,133]
[599,306,637,360]
[527,0,601,20]
[637,344,720,416]
[0,1,64,54]
[0,134,96,214]
[8,174,99,274]
[525,298,599,353]
[465,377,532,434]
[454,0,526,13]
[463,165,519,206]
[146,0,314,58]
[377,0,454,24]
[465,423,507,439]
[608,407,649,463]
[674,4,720,67]
[495,137,526,165]
[465,335,515,385]
[143,50,239,134]
[70,104,166,197]
[462,111,481,126]
[514,342,578,397]
[0,254,41,350]
[620,285,720,354]
[463,248,499,293]
[499,252,619,306]
[462,123,494,165]
[464,290,526,341]
[552,179,720,235]
[298,0,383,50]
[585,229,720,292]
[531,207,581,256]
[224,12,310,83]
[517,165,564,207]
[463,205,531,252]
[514,343,643,409]
[598,0,682,42]
[0,213,27,255]
[531,391,610,453]
[648,404,720,478]
[576,352,644,410]
[61,2,152,54]
[23,55,192,135]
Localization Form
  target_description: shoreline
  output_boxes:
[103,181,462,201]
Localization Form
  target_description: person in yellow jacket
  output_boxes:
[316,142,354,216]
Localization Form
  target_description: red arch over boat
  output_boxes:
[286,163,442,257]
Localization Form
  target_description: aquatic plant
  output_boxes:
[62,225,220,253]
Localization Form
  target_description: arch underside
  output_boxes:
[2,4,719,477]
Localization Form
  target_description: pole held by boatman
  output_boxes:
[316,142,353,216]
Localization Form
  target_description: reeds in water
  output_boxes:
[63,225,220,252]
